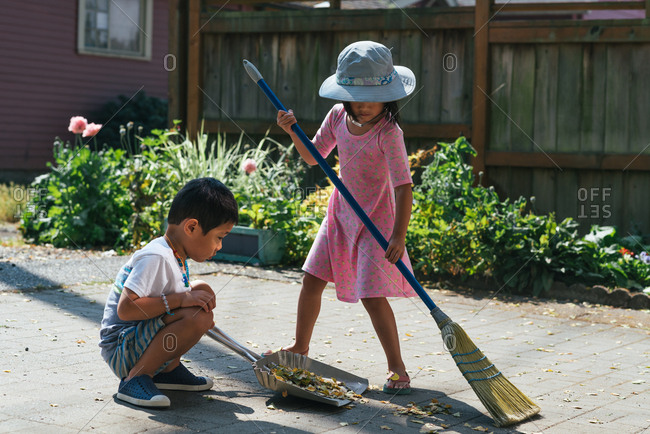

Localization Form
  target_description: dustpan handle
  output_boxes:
[243,60,437,312]
[205,325,261,363]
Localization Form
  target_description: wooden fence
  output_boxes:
[169,0,650,235]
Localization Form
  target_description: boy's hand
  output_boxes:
[183,280,216,312]
[277,110,297,135]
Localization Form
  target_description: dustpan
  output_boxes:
[205,326,368,407]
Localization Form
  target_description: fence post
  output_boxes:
[471,0,491,185]
[186,0,201,140]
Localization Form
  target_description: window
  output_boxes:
[77,0,152,60]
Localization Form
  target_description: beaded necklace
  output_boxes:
[164,235,190,287]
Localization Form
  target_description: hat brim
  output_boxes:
[318,65,416,103]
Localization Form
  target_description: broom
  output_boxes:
[243,60,540,427]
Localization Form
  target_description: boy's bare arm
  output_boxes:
[117,286,215,321]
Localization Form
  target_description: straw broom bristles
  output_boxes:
[431,307,541,427]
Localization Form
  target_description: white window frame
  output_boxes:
[77,0,153,61]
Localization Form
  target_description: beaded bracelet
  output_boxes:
[161,293,174,316]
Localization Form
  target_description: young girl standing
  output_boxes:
[274,41,417,394]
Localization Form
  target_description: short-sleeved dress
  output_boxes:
[303,104,417,303]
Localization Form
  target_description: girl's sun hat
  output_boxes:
[319,41,416,103]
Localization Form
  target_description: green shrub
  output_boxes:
[20,124,318,261]
[20,139,132,248]
[407,137,650,294]
[93,92,167,147]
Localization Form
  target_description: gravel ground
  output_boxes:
[0,222,303,291]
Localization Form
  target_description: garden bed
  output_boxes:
[431,275,650,311]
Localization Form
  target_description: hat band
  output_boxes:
[336,69,397,87]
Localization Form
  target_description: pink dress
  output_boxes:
[303,104,417,303]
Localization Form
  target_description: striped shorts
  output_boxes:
[107,316,169,379]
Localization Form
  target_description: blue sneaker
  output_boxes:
[153,363,214,391]
[117,375,170,408]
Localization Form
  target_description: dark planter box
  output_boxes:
[212,226,286,265]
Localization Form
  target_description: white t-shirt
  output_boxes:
[98,237,190,362]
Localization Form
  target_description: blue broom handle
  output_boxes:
[243,60,437,312]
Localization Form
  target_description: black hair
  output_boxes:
[342,101,400,126]
[167,178,238,233]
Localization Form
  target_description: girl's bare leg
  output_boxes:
[282,272,328,355]
[361,297,407,377]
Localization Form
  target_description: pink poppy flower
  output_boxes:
[68,116,88,134]
[82,123,102,137]
[242,158,257,174]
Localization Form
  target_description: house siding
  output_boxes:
[0,0,169,173]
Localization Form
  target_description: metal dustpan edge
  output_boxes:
[254,351,369,407]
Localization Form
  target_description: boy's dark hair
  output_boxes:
[343,101,400,126]
[167,178,238,233]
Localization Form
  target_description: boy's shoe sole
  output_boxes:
[116,391,171,407]
[117,375,170,408]
[155,378,213,391]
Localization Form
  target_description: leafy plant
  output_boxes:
[407,137,650,295]
[117,147,174,250]
[20,139,132,248]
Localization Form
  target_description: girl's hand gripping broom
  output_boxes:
[243,59,540,427]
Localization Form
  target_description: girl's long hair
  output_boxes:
[343,101,400,126]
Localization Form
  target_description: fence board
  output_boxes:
[629,44,650,155]
[297,32,319,121]
[531,168,556,215]
[580,44,607,153]
[488,45,513,151]
[487,166,511,199]
[257,33,279,117]
[510,45,536,152]
[508,167,534,205]
[239,33,261,120]
[555,170,580,223]
[419,33,444,123]
[461,29,474,125]
[201,34,221,119]
[556,44,583,153]
[440,30,467,123]
[398,30,423,122]
[604,45,631,153]
[625,173,650,233]
[533,45,559,153]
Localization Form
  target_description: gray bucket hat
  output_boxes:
[319,41,416,103]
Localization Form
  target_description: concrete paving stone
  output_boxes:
[2,264,650,432]
[0,416,81,434]
[577,404,642,425]
[540,420,615,433]
[518,407,572,431]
